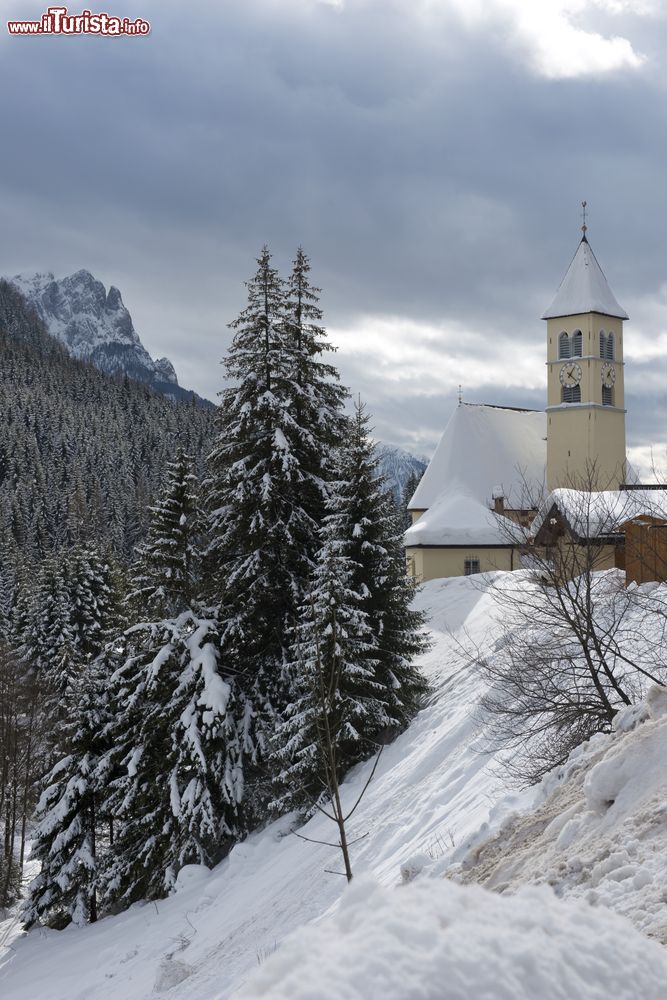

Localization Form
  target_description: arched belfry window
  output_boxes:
[600,331,615,359]
[558,332,570,359]
[606,333,614,360]
[561,385,581,403]
[571,330,582,357]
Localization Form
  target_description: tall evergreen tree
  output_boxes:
[100,611,242,909]
[68,546,121,659]
[283,247,348,528]
[204,248,347,771]
[338,402,429,724]
[127,447,200,619]
[23,657,110,928]
[21,554,74,695]
[400,468,424,531]
[272,402,428,814]
[272,513,385,816]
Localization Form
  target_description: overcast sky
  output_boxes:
[1,0,667,473]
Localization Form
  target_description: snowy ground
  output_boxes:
[452,684,667,942]
[1,572,666,998]
[242,877,667,1000]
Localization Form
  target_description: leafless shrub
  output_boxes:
[472,465,667,784]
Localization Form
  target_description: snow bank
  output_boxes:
[455,684,667,942]
[241,876,667,1000]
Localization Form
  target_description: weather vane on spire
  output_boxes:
[581,200,588,240]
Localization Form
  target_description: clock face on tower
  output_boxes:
[559,362,582,388]
[601,364,616,388]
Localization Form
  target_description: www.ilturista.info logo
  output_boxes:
[7,6,150,35]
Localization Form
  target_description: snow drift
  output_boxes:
[241,876,667,1000]
[453,682,667,942]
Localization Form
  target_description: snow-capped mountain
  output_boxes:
[375,442,427,499]
[9,270,200,403]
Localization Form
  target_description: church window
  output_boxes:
[558,332,570,359]
[602,385,614,406]
[606,333,614,360]
[600,331,614,359]
[464,558,480,576]
[571,330,582,357]
[561,385,581,403]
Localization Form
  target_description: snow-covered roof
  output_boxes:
[542,238,628,321]
[404,489,523,547]
[409,403,546,513]
[531,488,667,540]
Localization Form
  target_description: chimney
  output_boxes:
[492,489,505,516]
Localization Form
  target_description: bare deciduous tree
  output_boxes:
[289,608,383,883]
[470,467,667,783]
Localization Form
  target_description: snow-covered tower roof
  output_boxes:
[541,237,628,320]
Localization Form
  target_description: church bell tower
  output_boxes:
[543,216,628,491]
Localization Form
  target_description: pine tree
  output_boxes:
[100,611,242,909]
[68,546,120,659]
[23,657,110,928]
[272,515,385,816]
[283,247,348,531]
[339,402,429,724]
[400,468,424,530]
[21,554,75,695]
[127,447,200,619]
[204,248,348,788]
[272,402,428,814]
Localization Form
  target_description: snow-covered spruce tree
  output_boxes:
[100,611,242,909]
[400,468,424,531]
[203,247,347,806]
[22,547,119,679]
[20,547,120,744]
[337,402,428,723]
[23,656,111,928]
[271,515,385,818]
[127,447,200,619]
[283,247,348,530]
[272,402,428,815]
[20,553,75,696]
[0,529,21,641]
[67,546,121,660]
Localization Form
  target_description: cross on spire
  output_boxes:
[581,200,588,241]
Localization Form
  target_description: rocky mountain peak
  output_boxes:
[6,269,198,401]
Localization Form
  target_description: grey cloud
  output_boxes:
[0,1,666,457]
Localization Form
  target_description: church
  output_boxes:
[404,224,661,582]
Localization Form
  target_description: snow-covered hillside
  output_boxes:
[1,573,666,999]
[8,271,203,404]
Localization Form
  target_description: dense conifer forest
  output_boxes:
[0,280,215,575]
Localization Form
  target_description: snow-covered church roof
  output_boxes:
[408,403,546,513]
[404,488,524,547]
[541,237,628,321]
